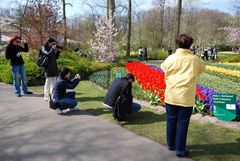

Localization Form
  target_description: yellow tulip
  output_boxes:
[206,65,240,78]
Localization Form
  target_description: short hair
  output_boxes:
[176,34,194,49]
[125,73,135,81]
[47,37,57,43]
[60,67,71,79]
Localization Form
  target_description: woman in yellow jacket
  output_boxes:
[161,34,205,157]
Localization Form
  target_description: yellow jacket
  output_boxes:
[161,49,205,107]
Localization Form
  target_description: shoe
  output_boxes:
[17,93,21,97]
[176,149,190,158]
[24,91,33,94]
[70,106,80,111]
[56,108,64,115]
[165,144,175,151]
[44,98,50,102]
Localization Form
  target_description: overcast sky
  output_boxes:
[1,0,236,17]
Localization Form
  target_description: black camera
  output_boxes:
[56,45,63,50]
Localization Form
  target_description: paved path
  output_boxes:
[0,83,193,161]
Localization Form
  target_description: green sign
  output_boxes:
[115,72,122,78]
[213,94,237,122]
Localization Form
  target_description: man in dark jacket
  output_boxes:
[5,35,33,97]
[42,38,61,101]
[103,73,141,115]
[51,67,81,115]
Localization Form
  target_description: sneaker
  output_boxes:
[70,106,80,111]
[44,98,50,102]
[56,108,64,115]
[24,91,33,94]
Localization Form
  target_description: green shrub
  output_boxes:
[0,51,112,86]
[89,70,110,89]
[24,62,45,86]
[217,54,240,63]
[110,67,128,82]
[148,49,168,60]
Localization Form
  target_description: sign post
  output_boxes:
[213,94,237,121]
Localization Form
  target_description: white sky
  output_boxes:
[0,0,236,17]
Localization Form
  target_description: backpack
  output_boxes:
[49,94,58,110]
[36,49,48,68]
[113,81,131,121]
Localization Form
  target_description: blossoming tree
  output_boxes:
[89,13,119,62]
[222,27,240,46]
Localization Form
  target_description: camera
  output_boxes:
[56,45,63,50]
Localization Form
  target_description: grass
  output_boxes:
[30,81,240,161]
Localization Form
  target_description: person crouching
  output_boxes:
[51,67,81,115]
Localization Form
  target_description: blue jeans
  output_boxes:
[130,102,141,113]
[57,92,78,110]
[11,65,29,95]
[166,103,193,155]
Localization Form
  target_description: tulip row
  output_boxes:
[206,65,240,78]
[125,62,240,116]
[125,62,166,104]
[207,63,240,71]
[220,62,240,66]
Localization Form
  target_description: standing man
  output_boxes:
[42,38,62,101]
[161,34,205,157]
[138,47,144,61]
[5,35,33,97]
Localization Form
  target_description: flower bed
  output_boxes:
[206,65,240,78]
[125,62,166,104]
[125,62,240,116]
[207,63,240,71]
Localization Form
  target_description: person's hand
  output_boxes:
[52,45,57,50]
[75,74,81,80]
[16,52,22,57]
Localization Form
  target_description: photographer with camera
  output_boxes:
[51,67,81,115]
[41,38,62,101]
[5,35,33,97]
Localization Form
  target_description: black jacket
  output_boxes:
[5,43,29,66]
[41,44,60,77]
[103,77,133,107]
[52,77,80,101]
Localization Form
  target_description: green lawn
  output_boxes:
[30,81,240,161]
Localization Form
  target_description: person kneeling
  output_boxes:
[51,67,81,115]
[103,73,141,121]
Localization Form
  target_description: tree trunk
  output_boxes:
[63,0,67,47]
[159,0,165,48]
[107,0,109,18]
[176,0,182,48]
[109,0,115,19]
[126,0,132,61]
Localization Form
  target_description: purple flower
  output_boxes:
[149,65,240,115]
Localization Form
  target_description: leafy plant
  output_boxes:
[193,99,206,114]
[144,90,161,106]
[89,70,110,89]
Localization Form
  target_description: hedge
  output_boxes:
[0,51,112,86]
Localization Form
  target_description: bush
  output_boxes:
[89,70,110,89]
[217,54,240,63]
[148,49,168,60]
[0,51,112,86]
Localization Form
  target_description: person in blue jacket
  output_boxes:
[51,67,81,115]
